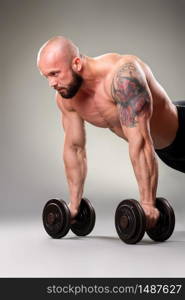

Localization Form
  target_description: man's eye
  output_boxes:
[50,72,58,77]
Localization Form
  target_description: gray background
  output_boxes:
[1,0,185,278]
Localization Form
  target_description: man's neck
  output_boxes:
[80,55,107,94]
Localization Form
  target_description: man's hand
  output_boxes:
[141,203,160,229]
[68,202,79,221]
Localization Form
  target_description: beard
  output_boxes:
[59,70,83,99]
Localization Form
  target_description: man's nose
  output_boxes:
[49,78,57,88]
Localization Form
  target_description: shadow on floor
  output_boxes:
[61,234,185,246]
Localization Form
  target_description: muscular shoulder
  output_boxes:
[110,55,152,127]
[110,55,150,97]
[105,55,149,90]
[55,92,75,114]
[114,55,148,76]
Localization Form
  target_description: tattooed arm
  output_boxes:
[111,61,159,228]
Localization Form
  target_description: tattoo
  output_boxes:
[111,63,150,127]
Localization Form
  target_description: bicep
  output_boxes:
[62,111,86,149]
[56,92,86,148]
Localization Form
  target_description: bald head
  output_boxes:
[37,36,80,67]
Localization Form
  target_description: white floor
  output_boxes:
[1,216,185,278]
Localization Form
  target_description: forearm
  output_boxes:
[63,145,87,208]
[129,141,158,206]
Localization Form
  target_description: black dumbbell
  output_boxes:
[146,197,175,242]
[42,197,96,238]
[115,197,175,244]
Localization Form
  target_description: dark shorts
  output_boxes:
[155,101,185,173]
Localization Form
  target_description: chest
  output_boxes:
[72,92,120,127]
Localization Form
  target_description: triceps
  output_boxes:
[111,63,151,128]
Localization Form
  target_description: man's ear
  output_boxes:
[72,57,82,72]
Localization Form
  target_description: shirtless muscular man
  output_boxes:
[37,36,183,229]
